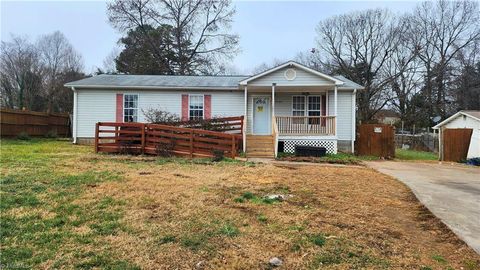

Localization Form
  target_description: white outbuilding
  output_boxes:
[433,110,480,160]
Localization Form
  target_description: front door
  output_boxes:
[253,97,271,134]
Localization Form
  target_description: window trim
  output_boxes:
[123,93,139,122]
[188,94,205,120]
[307,95,322,117]
[291,95,306,117]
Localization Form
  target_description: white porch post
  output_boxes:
[334,86,338,136]
[243,85,248,153]
[272,83,276,117]
[351,89,357,153]
[72,87,78,144]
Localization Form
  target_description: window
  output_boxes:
[124,94,138,122]
[189,94,204,120]
[292,96,306,116]
[308,96,321,124]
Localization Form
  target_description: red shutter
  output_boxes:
[181,94,189,121]
[116,93,123,122]
[321,94,327,127]
[204,95,211,119]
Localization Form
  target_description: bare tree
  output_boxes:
[0,36,44,110]
[250,58,287,74]
[315,9,402,122]
[37,31,84,112]
[107,0,239,75]
[407,0,480,120]
[102,47,121,73]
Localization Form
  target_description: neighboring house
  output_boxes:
[65,61,364,157]
[374,109,400,125]
[433,110,480,159]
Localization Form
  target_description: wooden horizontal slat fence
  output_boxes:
[176,116,244,134]
[95,122,241,158]
[0,108,70,137]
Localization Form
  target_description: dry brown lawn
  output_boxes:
[1,139,479,269]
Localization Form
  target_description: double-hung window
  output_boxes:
[292,96,306,124]
[189,94,204,120]
[124,94,138,122]
[308,96,321,124]
[292,96,306,115]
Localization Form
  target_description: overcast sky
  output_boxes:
[1,0,419,74]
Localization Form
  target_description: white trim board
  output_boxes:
[240,61,344,86]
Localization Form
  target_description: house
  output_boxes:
[433,110,480,160]
[374,109,400,125]
[65,61,364,157]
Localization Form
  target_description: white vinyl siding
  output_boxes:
[328,90,354,140]
[76,90,243,138]
[248,66,336,86]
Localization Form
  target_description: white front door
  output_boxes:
[253,97,271,135]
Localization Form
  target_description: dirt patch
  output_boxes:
[83,161,479,269]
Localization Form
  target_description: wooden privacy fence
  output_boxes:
[356,124,395,158]
[0,108,70,137]
[95,122,241,158]
[441,128,473,162]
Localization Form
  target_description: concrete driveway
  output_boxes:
[365,161,480,254]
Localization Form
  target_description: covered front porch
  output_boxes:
[237,61,352,157]
[242,84,340,156]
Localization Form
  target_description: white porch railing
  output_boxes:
[275,116,336,136]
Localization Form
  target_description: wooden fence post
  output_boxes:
[141,123,146,155]
[190,130,194,158]
[231,135,236,158]
[95,123,99,153]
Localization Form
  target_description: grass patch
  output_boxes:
[0,139,135,268]
[432,254,447,264]
[219,223,240,237]
[1,138,478,269]
[395,149,437,160]
[257,214,268,223]
[234,191,282,205]
[157,235,176,245]
[309,233,327,247]
[277,152,378,164]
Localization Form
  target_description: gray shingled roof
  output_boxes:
[333,75,364,89]
[65,74,248,89]
[65,70,364,90]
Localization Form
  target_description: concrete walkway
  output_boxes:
[365,161,480,254]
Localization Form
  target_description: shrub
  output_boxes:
[212,150,225,162]
[16,132,31,140]
[142,108,180,124]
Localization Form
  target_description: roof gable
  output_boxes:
[433,110,480,129]
[240,61,344,86]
